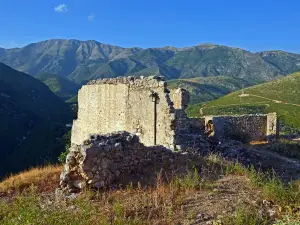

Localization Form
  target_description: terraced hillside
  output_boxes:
[187,72,300,133]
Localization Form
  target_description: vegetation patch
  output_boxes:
[0,165,62,196]
[167,76,255,104]
[1,154,299,224]
[35,73,80,100]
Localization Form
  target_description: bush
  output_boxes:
[222,204,271,225]
[58,130,71,163]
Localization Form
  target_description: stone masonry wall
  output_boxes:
[204,113,278,142]
[266,112,279,140]
[59,132,176,193]
[170,88,190,134]
[71,76,178,149]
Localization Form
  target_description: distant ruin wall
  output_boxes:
[71,76,190,150]
[204,113,278,142]
[170,88,191,139]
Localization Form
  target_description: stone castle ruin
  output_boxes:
[71,76,192,150]
[58,76,200,194]
[58,75,279,194]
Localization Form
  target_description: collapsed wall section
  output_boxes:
[59,132,176,193]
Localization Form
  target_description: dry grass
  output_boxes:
[0,169,266,225]
[0,165,62,196]
[1,155,300,224]
[250,140,269,145]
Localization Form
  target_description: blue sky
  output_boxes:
[0,0,299,52]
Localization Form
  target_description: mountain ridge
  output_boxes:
[1,39,300,86]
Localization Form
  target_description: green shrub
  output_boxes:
[58,130,71,163]
[173,168,201,190]
[222,204,271,225]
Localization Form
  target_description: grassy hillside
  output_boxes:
[35,73,79,100]
[0,63,72,177]
[1,156,299,224]
[187,72,300,133]
[66,94,78,103]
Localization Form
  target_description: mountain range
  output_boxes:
[1,39,300,86]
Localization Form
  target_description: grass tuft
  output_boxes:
[0,165,62,195]
[222,204,271,225]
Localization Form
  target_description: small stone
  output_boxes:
[66,193,78,200]
[267,209,276,218]
[159,81,165,87]
[73,180,86,189]
[60,171,69,181]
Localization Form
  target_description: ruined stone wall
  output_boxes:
[169,88,192,148]
[71,76,177,149]
[204,113,278,142]
[59,132,176,192]
[266,112,279,140]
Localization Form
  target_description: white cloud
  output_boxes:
[88,13,95,21]
[54,4,68,13]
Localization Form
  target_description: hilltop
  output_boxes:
[188,72,300,133]
[0,63,72,177]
